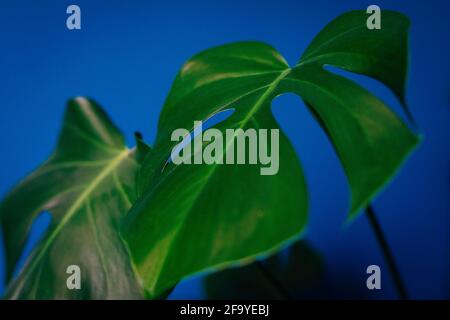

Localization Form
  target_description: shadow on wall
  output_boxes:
[204,240,370,300]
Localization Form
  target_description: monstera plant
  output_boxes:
[0,10,419,299]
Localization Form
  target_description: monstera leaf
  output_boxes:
[123,10,419,298]
[0,98,149,299]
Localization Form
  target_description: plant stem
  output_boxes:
[255,261,292,300]
[366,204,409,300]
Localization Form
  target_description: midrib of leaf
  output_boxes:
[152,68,292,201]
[78,103,118,147]
[239,68,290,125]
[141,68,293,292]
[9,148,131,297]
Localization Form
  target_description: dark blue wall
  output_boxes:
[1,0,449,299]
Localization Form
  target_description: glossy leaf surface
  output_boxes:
[0,98,148,299]
[124,10,419,298]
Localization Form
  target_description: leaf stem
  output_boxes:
[366,204,409,300]
[255,261,292,300]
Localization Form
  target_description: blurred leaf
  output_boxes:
[0,98,149,299]
[205,241,323,299]
[123,10,419,298]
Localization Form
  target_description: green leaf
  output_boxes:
[123,10,419,298]
[205,241,323,299]
[0,98,148,299]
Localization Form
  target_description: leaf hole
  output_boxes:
[11,212,52,279]
[163,108,235,170]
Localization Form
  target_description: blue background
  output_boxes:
[0,0,449,299]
